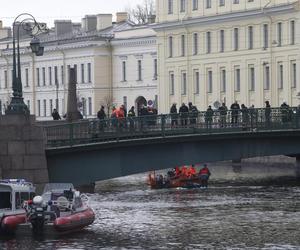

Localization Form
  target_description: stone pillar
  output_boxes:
[66,67,82,122]
[232,159,242,173]
[296,156,300,178]
[0,115,48,193]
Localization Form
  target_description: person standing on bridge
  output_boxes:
[179,103,189,126]
[97,106,106,131]
[52,109,61,120]
[230,101,240,126]
[170,103,178,127]
[265,101,271,127]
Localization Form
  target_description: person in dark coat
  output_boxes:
[205,105,214,129]
[128,106,136,131]
[179,103,189,126]
[52,109,61,120]
[230,101,240,125]
[188,102,198,126]
[97,106,106,131]
[241,104,249,130]
[265,101,271,127]
[218,103,228,128]
[170,103,178,126]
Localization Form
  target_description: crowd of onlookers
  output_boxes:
[52,100,300,129]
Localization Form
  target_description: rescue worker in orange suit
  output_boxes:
[175,167,181,178]
[116,105,125,129]
[199,164,211,188]
[181,166,188,178]
[189,165,196,177]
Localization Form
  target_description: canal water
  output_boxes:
[1,162,300,249]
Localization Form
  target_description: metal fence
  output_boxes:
[41,107,300,148]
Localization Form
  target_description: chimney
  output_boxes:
[116,12,128,23]
[55,20,73,37]
[0,27,12,40]
[148,15,156,24]
[81,15,97,32]
[96,14,113,30]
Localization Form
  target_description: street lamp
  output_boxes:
[5,13,48,115]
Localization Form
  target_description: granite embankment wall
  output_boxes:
[0,115,48,192]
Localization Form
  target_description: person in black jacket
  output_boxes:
[179,103,189,126]
[52,109,61,120]
[97,106,106,131]
[170,103,178,126]
[230,101,240,125]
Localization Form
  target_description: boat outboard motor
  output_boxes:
[28,196,45,234]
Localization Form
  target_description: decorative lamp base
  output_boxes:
[5,97,30,115]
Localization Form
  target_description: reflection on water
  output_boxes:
[1,163,300,250]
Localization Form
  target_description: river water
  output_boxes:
[1,163,300,250]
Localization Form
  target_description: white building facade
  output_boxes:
[0,14,157,120]
[155,0,300,113]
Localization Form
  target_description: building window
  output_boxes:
[4,70,8,88]
[207,70,213,93]
[170,71,175,95]
[81,63,85,83]
[122,61,126,81]
[278,63,283,89]
[290,20,295,45]
[88,63,91,83]
[25,68,29,87]
[194,70,199,94]
[220,68,226,92]
[249,65,255,91]
[234,67,240,92]
[277,22,282,47]
[193,33,198,55]
[233,0,239,3]
[180,0,185,12]
[181,34,185,56]
[264,65,270,90]
[123,96,127,111]
[181,71,187,95]
[153,59,158,79]
[88,97,92,115]
[248,26,253,50]
[48,67,52,86]
[193,0,198,10]
[61,66,64,85]
[0,100,2,114]
[263,24,269,49]
[137,60,142,81]
[43,99,47,117]
[206,0,211,8]
[168,36,173,57]
[54,66,58,86]
[206,32,211,53]
[37,100,41,117]
[50,99,53,114]
[36,68,40,86]
[42,67,46,86]
[168,0,173,14]
[219,0,225,6]
[234,28,239,51]
[220,30,225,52]
[291,61,297,88]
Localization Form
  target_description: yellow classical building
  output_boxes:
[154,0,300,112]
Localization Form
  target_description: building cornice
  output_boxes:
[111,36,156,47]
[153,3,298,31]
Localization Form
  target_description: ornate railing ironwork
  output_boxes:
[41,107,300,148]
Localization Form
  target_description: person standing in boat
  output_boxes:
[199,164,211,188]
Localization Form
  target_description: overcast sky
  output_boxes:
[0,0,144,27]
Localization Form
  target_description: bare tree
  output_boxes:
[126,0,155,25]
[100,95,115,117]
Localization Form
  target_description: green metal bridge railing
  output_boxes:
[41,107,300,148]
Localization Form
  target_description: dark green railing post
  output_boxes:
[161,115,166,137]
[69,123,74,146]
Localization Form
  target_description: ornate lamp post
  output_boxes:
[5,13,48,115]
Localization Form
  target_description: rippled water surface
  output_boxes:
[1,164,300,250]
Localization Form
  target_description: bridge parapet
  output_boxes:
[40,107,300,149]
